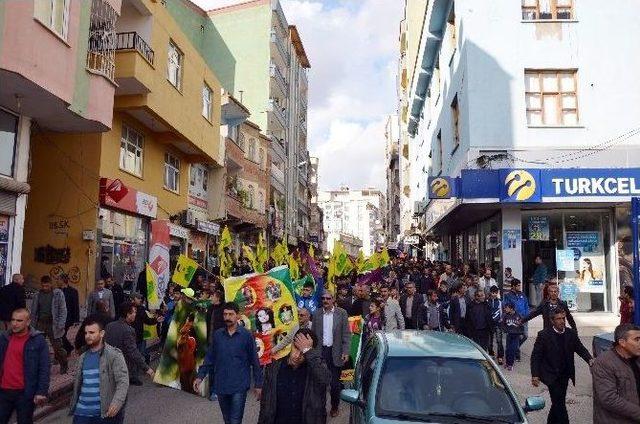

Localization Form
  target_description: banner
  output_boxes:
[172,254,199,287]
[566,231,606,293]
[528,216,549,241]
[154,299,210,397]
[224,266,299,365]
[146,264,161,310]
[149,220,171,303]
[294,274,323,314]
[340,316,363,382]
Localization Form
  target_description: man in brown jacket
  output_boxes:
[592,323,640,424]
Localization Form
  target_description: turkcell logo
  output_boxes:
[428,177,452,199]
[499,169,541,202]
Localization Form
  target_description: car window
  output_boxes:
[376,357,520,422]
[360,346,377,400]
[354,337,376,389]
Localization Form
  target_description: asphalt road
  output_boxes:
[38,313,616,424]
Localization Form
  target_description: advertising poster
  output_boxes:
[502,229,521,250]
[528,216,549,241]
[560,282,579,311]
[556,249,576,272]
[224,266,299,365]
[154,298,210,396]
[566,231,605,293]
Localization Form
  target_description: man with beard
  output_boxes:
[258,329,331,424]
[194,302,263,424]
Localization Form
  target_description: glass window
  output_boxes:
[525,70,578,126]
[202,83,213,120]
[164,153,180,192]
[0,110,18,177]
[119,125,144,176]
[34,0,69,38]
[522,0,573,20]
[167,40,183,89]
[376,357,519,422]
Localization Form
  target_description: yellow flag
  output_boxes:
[308,244,315,260]
[146,264,161,310]
[256,232,267,272]
[356,250,365,273]
[289,255,300,280]
[220,226,232,249]
[380,248,390,267]
[242,244,258,272]
[172,254,199,287]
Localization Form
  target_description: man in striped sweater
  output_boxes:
[69,316,129,423]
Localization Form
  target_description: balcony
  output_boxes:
[114,32,154,95]
[271,163,285,184]
[270,62,288,96]
[271,29,290,65]
[268,98,287,129]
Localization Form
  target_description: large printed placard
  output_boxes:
[566,231,605,293]
[224,266,299,365]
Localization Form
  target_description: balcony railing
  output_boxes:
[268,98,287,129]
[270,62,288,95]
[116,32,155,65]
[271,29,290,64]
[271,163,285,184]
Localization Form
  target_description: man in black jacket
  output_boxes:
[60,274,79,354]
[449,284,468,336]
[399,282,424,329]
[531,309,593,424]
[523,284,577,332]
[130,293,161,364]
[258,328,331,424]
[0,274,26,330]
[105,301,155,386]
[465,290,494,351]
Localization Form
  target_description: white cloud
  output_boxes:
[193,0,402,191]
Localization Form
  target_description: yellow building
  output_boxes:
[22,0,224,303]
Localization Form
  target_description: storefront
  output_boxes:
[169,223,189,274]
[97,178,158,291]
[426,168,640,313]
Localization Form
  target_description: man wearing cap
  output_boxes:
[592,323,640,423]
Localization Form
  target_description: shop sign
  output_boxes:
[528,216,549,241]
[457,168,640,203]
[404,235,420,245]
[189,196,208,210]
[99,178,158,218]
[196,220,220,235]
[169,223,189,239]
[427,177,457,199]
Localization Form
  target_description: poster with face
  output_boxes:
[224,265,299,365]
[565,231,605,293]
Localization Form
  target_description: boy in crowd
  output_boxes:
[502,302,524,371]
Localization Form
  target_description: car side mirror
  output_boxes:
[523,396,545,413]
[340,389,365,407]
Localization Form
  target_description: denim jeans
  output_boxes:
[505,333,520,366]
[217,391,247,424]
[533,284,543,306]
[517,322,528,360]
[0,389,34,424]
[489,327,504,359]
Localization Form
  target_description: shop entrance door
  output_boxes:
[522,240,557,300]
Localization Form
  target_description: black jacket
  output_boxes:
[62,286,80,325]
[530,327,592,386]
[0,282,26,321]
[349,297,371,317]
[110,283,125,314]
[105,318,150,374]
[399,294,424,328]
[133,305,158,343]
[524,300,577,332]
[449,296,467,333]
[465,301,494,335]
[258,349,331,424]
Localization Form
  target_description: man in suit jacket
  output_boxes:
[86,279,116,320]
[380,286,405,331]
[523,284,577,332]
[399,281,424,329]
[531,309,593,424]
[311,291,351,418]
[449,284,468,336]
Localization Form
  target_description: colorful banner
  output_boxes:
[224,266,299,365]
[149,220,170,304]
[172,254,199,288]
[528,216,549,241]
[294,274,323,315]
[154,299,210,397]
[340,316,363,382]
[146,264,161,310]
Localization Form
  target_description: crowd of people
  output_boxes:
[0,254,638,424]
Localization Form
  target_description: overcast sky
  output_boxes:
[193,0,403,191]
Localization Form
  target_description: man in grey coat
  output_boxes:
[105,301,154,386]
[592,323,640,424]
[87,279,116,321]
[311,291,351,418]
[380,285,405,331]
[31,275,68,374]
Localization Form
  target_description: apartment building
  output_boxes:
[21,0,224,301]
[308,156,325,253]
[208,0,311,248]
[402,0,640,313]
[0,0,122,285]
[318,187,385,256]
[385,115,401,246]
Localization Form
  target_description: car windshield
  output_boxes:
[376,357,521,423]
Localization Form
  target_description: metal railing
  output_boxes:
[271,29,290,63]
[270,62,288,94]
[268,98,287,129]
[116,32,155,65]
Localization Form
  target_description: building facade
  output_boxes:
[318,187,385,256]
[207,0,311,248]
[401,0,640,313]
[20,0,224,301]
[385,115,401,246]
[308,156,325,253]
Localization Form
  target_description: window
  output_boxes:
[202,83,213,120]
[248,185,255,208]
[0,110,18,177]
[437,130,443,171]
[248,138,256,161]
[119,125,144,176]
[522,0,574,20]
[525,70,578,126]
[34,0,69,38]
[164,153,180,192]
[451,95,460,150]
[167,40,183,89]
[258,148,265,169]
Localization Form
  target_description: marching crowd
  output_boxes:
[0,255,639,424]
